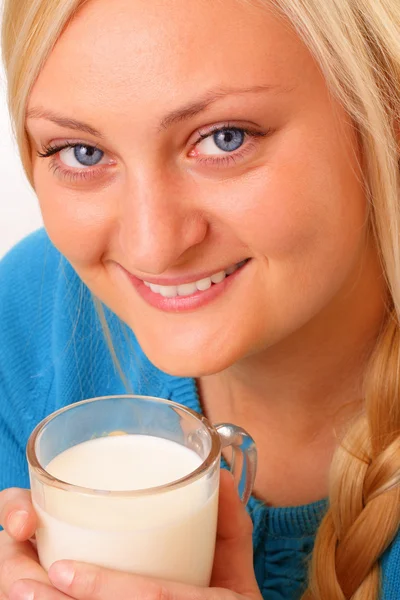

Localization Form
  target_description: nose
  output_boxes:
[118,170,208,275]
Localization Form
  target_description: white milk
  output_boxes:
[33,435,219,586]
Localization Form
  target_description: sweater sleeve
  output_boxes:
[0,229,61,490]
[381,529,400,600]
[0,229,191,492]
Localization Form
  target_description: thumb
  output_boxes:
[211,470,261,599]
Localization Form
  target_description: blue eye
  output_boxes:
[72,145,104,166]
[213,129,245,152]
[37,142,109,171]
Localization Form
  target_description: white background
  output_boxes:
[0,38,43,259]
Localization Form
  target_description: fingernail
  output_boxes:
[8,510,29,537]
[49,562,75,588]
[9,581,35,600]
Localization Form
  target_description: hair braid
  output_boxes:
[304,313,400,599]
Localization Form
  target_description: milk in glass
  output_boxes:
[33,435,219,585]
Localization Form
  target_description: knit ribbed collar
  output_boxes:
[160,367,329,541]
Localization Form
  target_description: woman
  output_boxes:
[1,0,400,598]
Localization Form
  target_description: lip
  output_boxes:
[122,260,251,313]
[130,262,247,287]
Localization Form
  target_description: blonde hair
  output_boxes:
[2,0,400,597]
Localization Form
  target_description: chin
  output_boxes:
[139,342,241,379]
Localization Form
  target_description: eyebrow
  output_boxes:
[158,83,286,130]
[26,83,288,137]
[26,107,103,138]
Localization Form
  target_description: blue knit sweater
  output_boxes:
[0,230,399,599]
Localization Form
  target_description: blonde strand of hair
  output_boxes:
[305,316,400,599]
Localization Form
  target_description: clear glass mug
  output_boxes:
[27,395,257,587]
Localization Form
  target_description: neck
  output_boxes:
[198,245,387,506]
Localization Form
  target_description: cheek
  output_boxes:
[211,123,366,271]
[34,169,116,266]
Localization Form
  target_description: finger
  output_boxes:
[211,470,260,599]
[0,489,37,541]
[9,580,72,600]
[0,531,49,597]
[48,561,244,600]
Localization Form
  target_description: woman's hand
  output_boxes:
[8,471,262,600]
[0,488,51,599]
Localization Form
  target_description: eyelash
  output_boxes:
[194,125,267,167]
[37,125,268,183]
[37,142,107,183]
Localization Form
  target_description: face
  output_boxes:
[27,0,373,376]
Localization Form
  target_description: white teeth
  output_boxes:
[178,282,197,297]
[143,260,247,298]
[196,277,212,291]
[210,270,226,284]
[159,286,178,298]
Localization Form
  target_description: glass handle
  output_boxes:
[215,423,257,506]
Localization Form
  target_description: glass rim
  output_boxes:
[27,394,222,497]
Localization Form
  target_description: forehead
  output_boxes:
[29,0,314,120]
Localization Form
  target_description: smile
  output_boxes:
[122,258,251,313]
[142,260,249,298]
